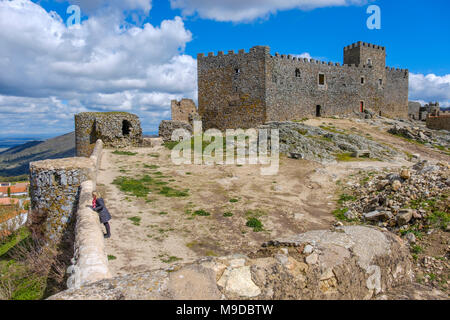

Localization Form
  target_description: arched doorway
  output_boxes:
[316,105,322,117]
[122,120,132,136]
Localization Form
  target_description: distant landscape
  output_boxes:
[0,132,76,179]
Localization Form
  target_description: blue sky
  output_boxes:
[0,0,449,137]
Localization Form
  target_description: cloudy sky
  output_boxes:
[0,0,449,137]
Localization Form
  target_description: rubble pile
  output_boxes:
[338,160,450,232]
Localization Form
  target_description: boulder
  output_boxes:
[397,209,413,226]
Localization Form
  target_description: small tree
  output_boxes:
[7,187,11,198]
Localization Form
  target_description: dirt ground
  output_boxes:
[97,117,448,280]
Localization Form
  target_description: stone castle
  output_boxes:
[196,41,409,130]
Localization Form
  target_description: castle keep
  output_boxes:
[197,41,409,130]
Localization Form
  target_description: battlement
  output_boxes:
[344,41,385,51]
[197,46,270,59]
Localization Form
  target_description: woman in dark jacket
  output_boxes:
[92,191,112,238]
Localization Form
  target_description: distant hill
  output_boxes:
[0,132,75,178]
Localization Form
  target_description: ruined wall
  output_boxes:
[171,99,197,122]
[158,120,193,142]
[197,46,269,130]
[75,112,143,157]
[197,42,409,130]
[426,115,450,131]
[408,101,422,120]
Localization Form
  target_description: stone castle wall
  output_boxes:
[197,46,268,130]
[75,112,143,157]
[426,115,450,131]
[197,42,409,130]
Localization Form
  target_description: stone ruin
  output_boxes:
[159,98,200,142]
[75,112,143,157]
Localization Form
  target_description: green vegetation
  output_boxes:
[160,255,183,263]
[128,216,141,226]
[159,211,168,215]
[192,209,210,217]
[149,153,160,158]
[223,212,233,217]
[112,150,138,156]
[332,207,352,222]
[246,217,263,232]
[144,164,159,169]
[113,174,189,199]
[411,245,423,254]
[229,198,238,203]
[159,186,189,197]
[337,193,356,204]
[107,255,116,261]
[0,228,30,257]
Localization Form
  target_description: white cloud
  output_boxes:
[0,0,197,135]
[409,73,450,108]
[170,0,367,22]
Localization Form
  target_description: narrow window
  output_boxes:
[235,68,240,74]
[378,78,383,88]
[122,120,132,136]
[295,68,301,78]
[361,77,365,84]
[367,58,372,66]
[360,101,364,113]
[318,73,325,85]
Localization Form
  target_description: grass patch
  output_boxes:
[223,212,233,217]
[337,193,356,204]
[128,216,141,226]
[0,227,30,257]
[229,198,238,203]
[246,217,263,232]
[193,209,210,217]
[332,207,351,221]
[159,186,189,197]
[411,245,423,254]
[161,256,182,263]
[149,153,160,158]
[112,150,137,156]
[107,255,116,261]
[159,211,168,215]
[144,164,159,169]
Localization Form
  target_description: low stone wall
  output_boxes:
[29,139,111,289]
[158,120,192,142]
[29,157,95,241]
[66,180,111,289]
[426,115,450,131]
[49,226,413,300]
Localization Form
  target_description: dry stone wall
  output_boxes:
[158,120,193,142]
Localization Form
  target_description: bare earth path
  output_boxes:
[96,132,416,277]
